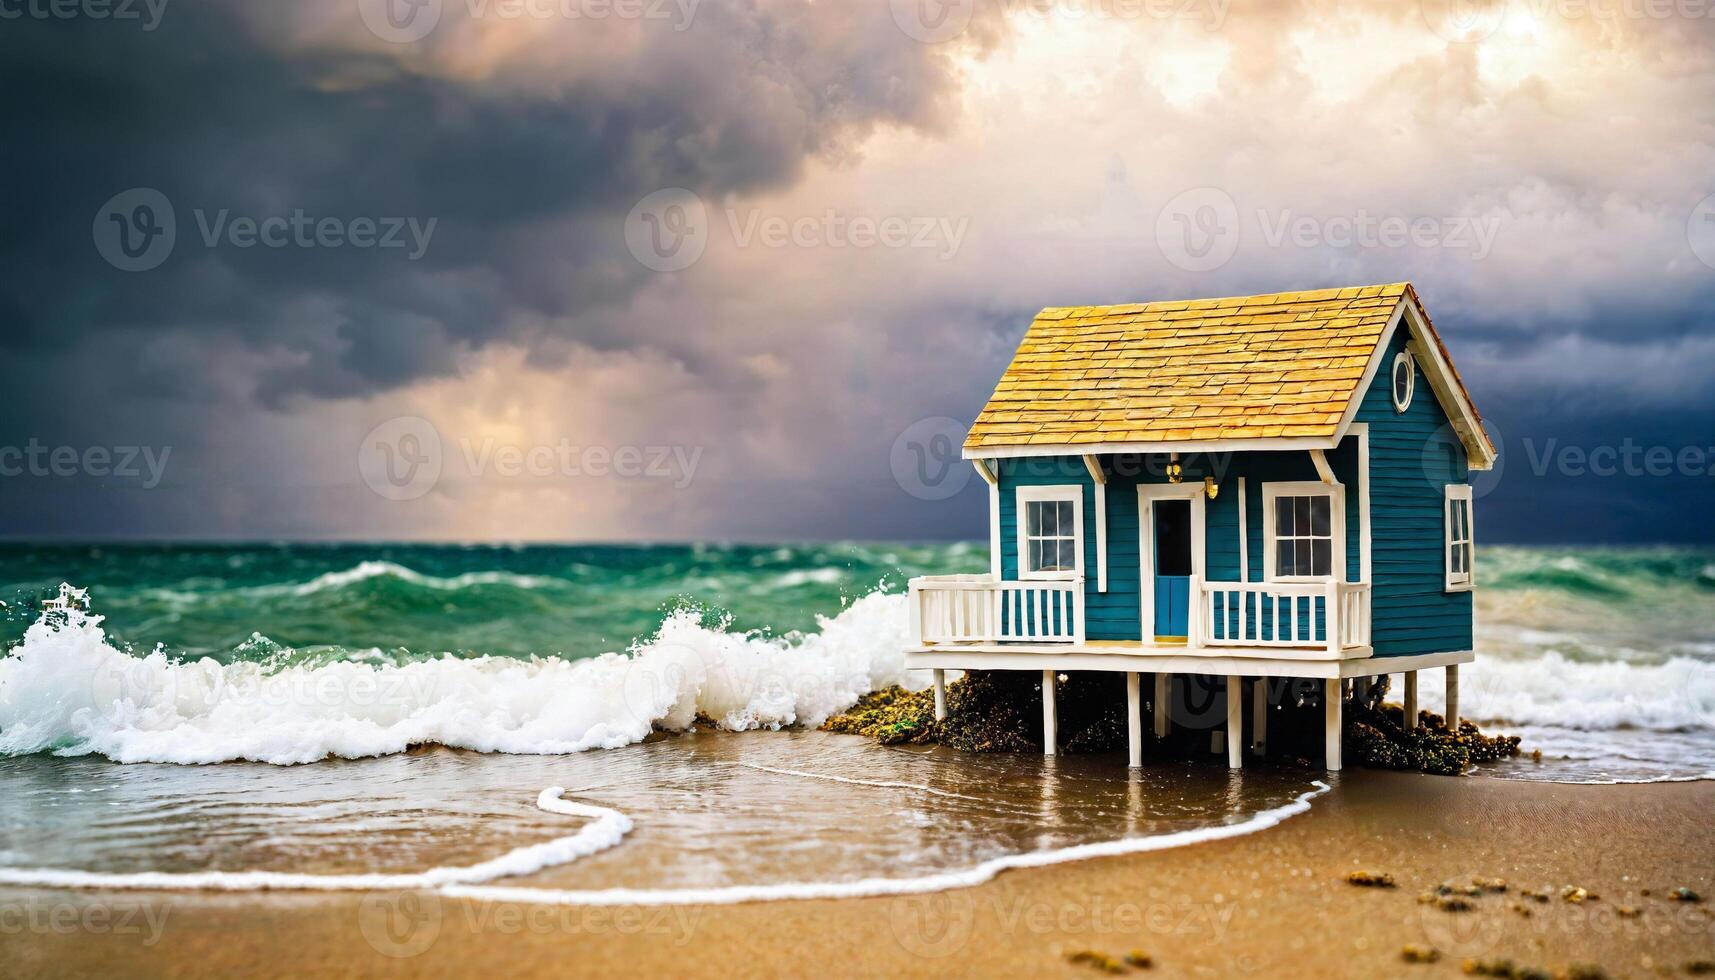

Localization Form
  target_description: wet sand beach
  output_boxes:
[4,770,1710,979]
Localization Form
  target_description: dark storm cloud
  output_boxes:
[0,0,974,406]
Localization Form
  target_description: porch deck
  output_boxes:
[907,573,1374,660]
[905,573,1472,772]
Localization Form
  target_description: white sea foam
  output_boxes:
[0,776,1329,905]
[0,788,630,891]
[442,781,1332,907]
[772,568,844,588]
[255,561,559,597]
[0,590,916,765]
[1420,651,1714,733]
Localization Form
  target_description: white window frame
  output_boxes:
[1391,350,1415,413]
[1016,485,1084,581]
[1262,481,1346,583]
[1445,484,1474,592]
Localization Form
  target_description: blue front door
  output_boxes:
[1153,498,1192,639]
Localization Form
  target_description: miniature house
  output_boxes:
[905,283,1496,770]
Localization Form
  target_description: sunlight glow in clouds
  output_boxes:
[3,0,1712,541]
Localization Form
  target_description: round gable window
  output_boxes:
[1391,351,1415,413]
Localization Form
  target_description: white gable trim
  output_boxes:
[1332,296,1495,470]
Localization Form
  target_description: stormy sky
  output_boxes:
[1,0,1711,543]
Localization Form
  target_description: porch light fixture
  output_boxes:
[1203,476,1220,500]
[1166,453,1183,484]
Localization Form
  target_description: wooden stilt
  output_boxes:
[1403,671,1418,730]
[932,669,947,721]
[1445,664,1459,732]
[1226,678,1243,769]
[1323,677,1343,771]
[1251,678,1267,755]
[1353,676,1370,703]
[1126,672,1142,768]
[1153,673,1170,738]
[1042,669,1057,756]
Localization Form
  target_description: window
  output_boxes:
[1445,485,1474,591]
[1017,486,1082,579]
[1263,482,1344,581]
[1392,351,1415,413]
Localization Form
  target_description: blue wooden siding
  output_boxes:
[991,324,1474,653]
[1356,327,1474,656]
[997,445,1363,642]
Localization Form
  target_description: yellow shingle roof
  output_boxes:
[965,282,1418,452]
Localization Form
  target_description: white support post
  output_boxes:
[1042,669,1057,756]
[1226,678,1243,770]
[1082,454,1108,594]
[908,580,923,647]
[1323,677,1343,772]
[932,669,947,721]
[1250,677,1267,755]
[1325,579,1340,657]
[1186,574,1202,652]
[1238,477,1249,583]
[1445,664,1460,732]
[1403,671,1418,730]
[1153,673,1171,738]
[973,459,1000,579]
[1126,672,1142,768]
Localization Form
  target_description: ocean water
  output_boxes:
[0,543,1709,900]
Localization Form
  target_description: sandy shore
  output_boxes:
[3,771,1710,979]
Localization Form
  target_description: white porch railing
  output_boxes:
[1192,578,1371,654]
[909,574,1084,646]
[907,574,1369,654]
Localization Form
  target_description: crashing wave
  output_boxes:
[0,589,916,765]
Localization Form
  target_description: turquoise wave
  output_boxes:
[1,542,1709,667]
[0,542,986,663]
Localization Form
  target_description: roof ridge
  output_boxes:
[1035,282,1410,317]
